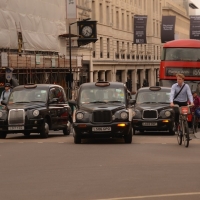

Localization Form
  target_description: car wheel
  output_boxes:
[0,132,7,139]
[24,132,30,137]
[124,127,132,143]
[74,129,81,144]
[132,127,136,135]
[63,122,71,135]
[40,121,49,138]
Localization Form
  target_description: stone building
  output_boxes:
[71,0,199,91]
[0,0,198,93]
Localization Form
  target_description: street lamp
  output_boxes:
[68,18,91,99]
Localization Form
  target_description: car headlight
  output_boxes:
[164,110,171,117]
[0,111,3,118]
[120,112,128,119]
[33,110,39,117]
[76,112,84,120]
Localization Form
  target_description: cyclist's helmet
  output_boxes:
[195,107,200,118]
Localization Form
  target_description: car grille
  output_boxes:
[142,110,158,119]
[8,109,25,125]
[93,110,112,123]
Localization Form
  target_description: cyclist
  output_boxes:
[169,74,194,130]
[191,91,200,112]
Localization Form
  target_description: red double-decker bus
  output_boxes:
[159,39,200,93]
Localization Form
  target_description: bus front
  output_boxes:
[159,39,200,92]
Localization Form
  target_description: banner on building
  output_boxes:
[190,15,200,40]
[161,16,176,43]
[66,0,77,19]
[1,52,8,67]
[133,15,147,44]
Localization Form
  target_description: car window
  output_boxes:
[79,87,125,104]
[136,91,170,104]
[8,89,47,103]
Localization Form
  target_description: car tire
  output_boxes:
[40,121,49,138]
[24,132,30,137]
[0,132,7,139]
[132,127,136,135]
[63,122,71,135]
[74,130,81,144]
[124,127,132,143]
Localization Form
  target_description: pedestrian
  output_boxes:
[0,83,12,103]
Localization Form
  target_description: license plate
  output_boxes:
[142,122,157,126]
[8,126,24,130]
[92,127,111,132]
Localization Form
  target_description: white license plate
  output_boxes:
[8,126,24,130]
[92,127,111,132]
[142,122,157,126]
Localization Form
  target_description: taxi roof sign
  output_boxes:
[149,86,161,91]
[95,81,110,87]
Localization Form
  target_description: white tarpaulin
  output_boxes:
[0,0,66,52]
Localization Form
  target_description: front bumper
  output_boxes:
[132,118,174,131]
[73,122,131,138]
[0,118,45,133]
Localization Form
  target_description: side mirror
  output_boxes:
[68,100,77,107]
[1,100,7,105]
[49,98,58,103]
[129,99,136,105]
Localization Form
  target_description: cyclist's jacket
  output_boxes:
[191,96,200,112]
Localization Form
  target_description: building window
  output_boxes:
[106,6,110,25]
[116,11,119,29]
[99,3,103,23]
[100,37,103,58]
[107,38,110,58]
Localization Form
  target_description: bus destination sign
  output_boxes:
[165,67,200,77]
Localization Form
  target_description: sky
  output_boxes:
[192,0,200,14]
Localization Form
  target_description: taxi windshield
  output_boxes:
[80,87,125,104]
[8,89,48,103]
[136,91,170,104]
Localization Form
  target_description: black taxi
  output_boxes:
[132,86,175,134]
[0,84,72,138]
[69,81,134,144]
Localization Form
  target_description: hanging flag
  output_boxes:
[133,15,147,44]
[66,0,77,19]
[190,15,200,40]
[161,16,176,43]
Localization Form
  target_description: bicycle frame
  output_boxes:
[177,106,191,148]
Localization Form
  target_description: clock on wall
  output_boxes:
[81,25,93,38]
[77,20,98,46]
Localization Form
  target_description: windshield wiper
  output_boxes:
[158,102,169,104]
[30,101,45,102]
[89,101,107,103]
[14,101,30,103]
[107,100,123,103]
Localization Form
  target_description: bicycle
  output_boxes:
[175,105,192,148]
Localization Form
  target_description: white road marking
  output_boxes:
[96,192,200,200]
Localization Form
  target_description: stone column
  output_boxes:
[100,70,105,81]
[112,67,116,81]
[121,69,127,84]
[140,69,146,87]
[93,71,98,82]
[131,69,137,92]
[106,70,112,81]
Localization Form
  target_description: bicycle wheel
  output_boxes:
[177,123,182,145]
[183,120,189,148]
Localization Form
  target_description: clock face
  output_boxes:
[81,26,93,37]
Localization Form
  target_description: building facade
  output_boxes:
[70,0,198,92]
[0,0,198,93]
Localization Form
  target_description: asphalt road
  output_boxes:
[0,131,200,200]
